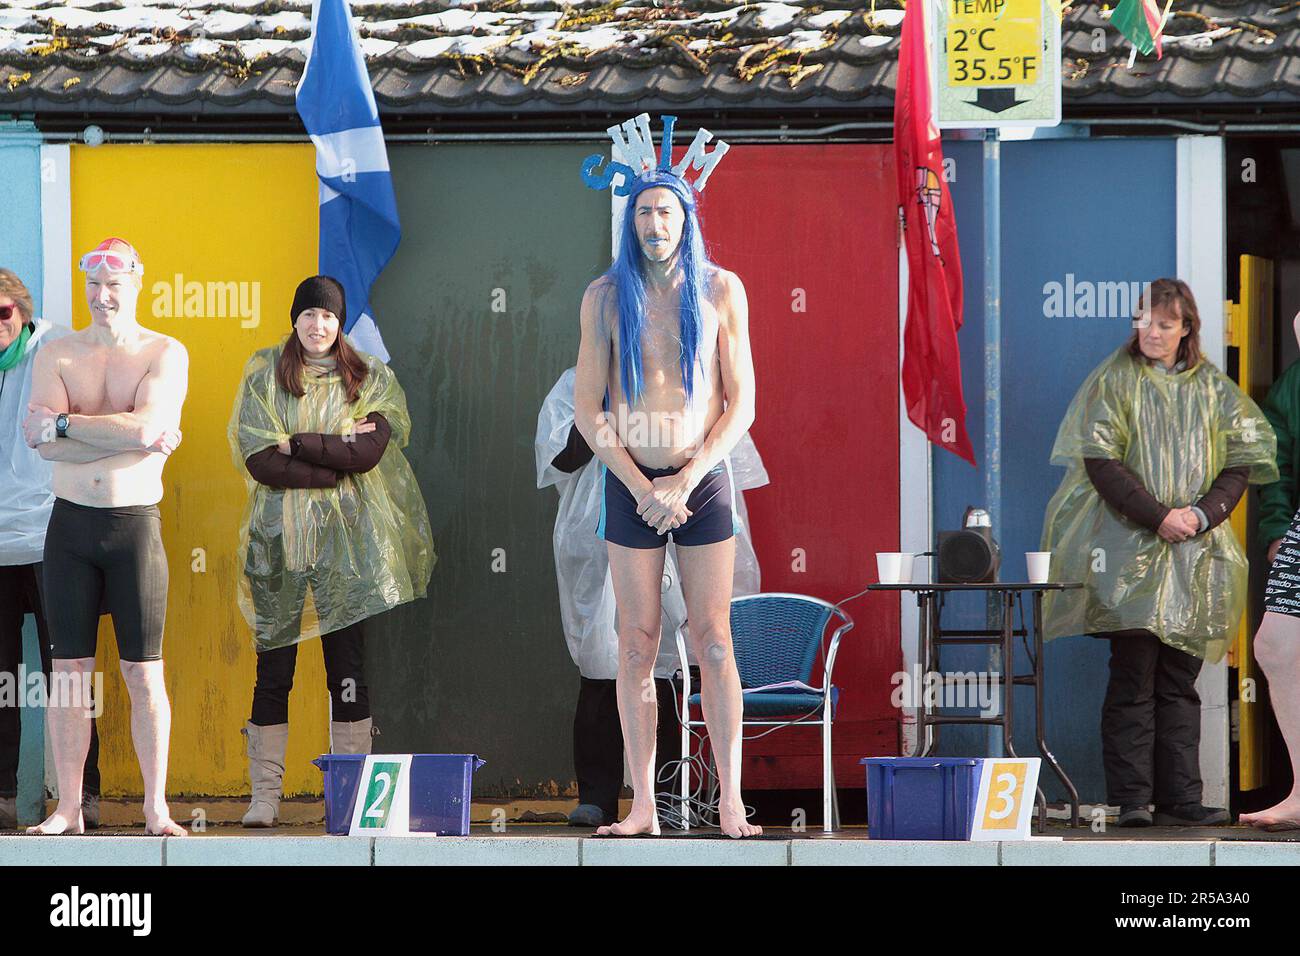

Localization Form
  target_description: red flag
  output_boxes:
[895,0,975,465]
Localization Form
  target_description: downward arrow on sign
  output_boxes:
[968,88,1028,113]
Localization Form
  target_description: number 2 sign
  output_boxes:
[969,758,1041,841]
[349,755,414,836]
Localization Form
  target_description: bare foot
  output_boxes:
[1239,796,1300,831]
[27,806,84,835]
[719,801,762,839]
[596,802,660,836]
[144,808,188,837]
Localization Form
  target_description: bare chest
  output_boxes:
[59,347,152,415]
[613,298,720,380]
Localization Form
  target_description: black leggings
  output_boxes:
[0,562,100,798]
[250,622,369,726]
[42,499,168,662]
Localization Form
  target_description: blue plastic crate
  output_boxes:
[313,754,486,835]
[861,757,981,841]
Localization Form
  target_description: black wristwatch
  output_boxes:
[55,413,69,439]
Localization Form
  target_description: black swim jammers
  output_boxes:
[42,498,169,662]
[598,458,740,549]
[1265,513,1300,619]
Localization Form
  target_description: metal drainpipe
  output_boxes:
[19,116,1300,144]
[25,123,894,144]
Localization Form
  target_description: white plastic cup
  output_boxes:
[877,552,915,585]
[1026,551,1051,584]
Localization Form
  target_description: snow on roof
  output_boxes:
[1,2,1292,117]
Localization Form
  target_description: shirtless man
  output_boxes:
[22,238,189,836]
[574,150,759,837]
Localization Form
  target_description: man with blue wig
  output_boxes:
[573,114,760,837]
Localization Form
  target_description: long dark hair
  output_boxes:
[1127,277,1203,369]
[275,325,369,403]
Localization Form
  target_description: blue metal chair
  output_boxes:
[674,593,855,833]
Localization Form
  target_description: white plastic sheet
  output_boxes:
[536,367,766,679]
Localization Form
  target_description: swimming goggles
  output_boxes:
[79,249,143,275]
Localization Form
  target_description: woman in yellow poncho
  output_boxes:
[228,276,434,828]
[1041,278,1276,829]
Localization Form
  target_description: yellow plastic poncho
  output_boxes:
[229,344,435,651]
[1041,346,1277,662]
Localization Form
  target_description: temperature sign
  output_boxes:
[946,0,1040,87]
[933,0,1061,129]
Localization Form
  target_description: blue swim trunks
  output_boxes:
[598,458,740,549]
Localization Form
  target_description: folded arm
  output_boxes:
[38,437,124,463]
[64,340,189,452]
[289,412,392,473]
[25,346,117,461]
[244,447,340,489]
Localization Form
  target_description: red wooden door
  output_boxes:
[700,144,903,788]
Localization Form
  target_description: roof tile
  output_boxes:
[0,1,1295,120]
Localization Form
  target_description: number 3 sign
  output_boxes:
[969,758,1041,841]
[349,755,414,836]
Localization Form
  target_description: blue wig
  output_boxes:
[607,171,712,406]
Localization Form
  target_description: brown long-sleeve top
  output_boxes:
[1083,457,1250,534]
[244,412,392,489]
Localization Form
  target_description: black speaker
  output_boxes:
[937,528,1001,583]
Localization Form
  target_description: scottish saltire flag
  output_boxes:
[296,0,400,362]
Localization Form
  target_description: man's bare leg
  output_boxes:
[597,542,666,836]
[1239,612,1300,829]
[120,660,186,836]
[27,657,94,834]
[676,538,760,838]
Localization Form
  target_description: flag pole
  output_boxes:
[1158,0,1174,33]
[983,123,1004,758]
